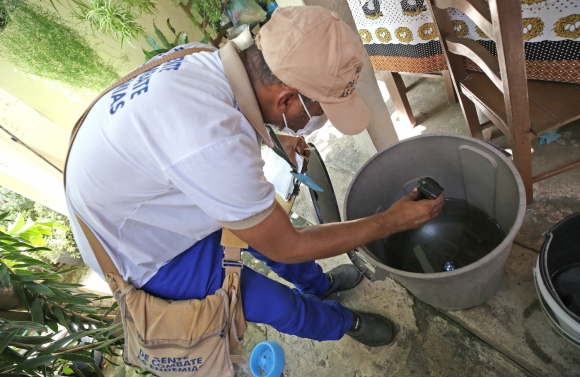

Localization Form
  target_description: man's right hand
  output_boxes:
[230,190,444,264]
[381,190,444,235]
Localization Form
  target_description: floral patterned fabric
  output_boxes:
[347,0,580,83]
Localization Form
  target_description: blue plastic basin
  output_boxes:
[249,340,285,377]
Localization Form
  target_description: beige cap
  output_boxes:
[256,6,370,135]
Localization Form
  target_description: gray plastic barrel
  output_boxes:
[535,212,580,346]
[344,134,526,310]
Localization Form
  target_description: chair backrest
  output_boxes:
[426,0,532,140]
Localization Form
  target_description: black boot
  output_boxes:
[322,264,363,299]
[346,310,397,347]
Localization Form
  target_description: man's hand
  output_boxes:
[277,134,310,171]
[381,190,444,235]
[230,190,443,264]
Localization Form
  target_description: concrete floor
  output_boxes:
[103,75,580,377]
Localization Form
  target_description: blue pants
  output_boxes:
[142,229,353,341]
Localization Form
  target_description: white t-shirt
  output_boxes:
[66,44,276,287]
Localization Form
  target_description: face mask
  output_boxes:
[281,94,329,136]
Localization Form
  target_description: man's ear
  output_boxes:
[275,85,299,114]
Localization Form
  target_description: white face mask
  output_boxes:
[282,94,329,136]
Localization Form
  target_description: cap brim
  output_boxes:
[320,91,370,135]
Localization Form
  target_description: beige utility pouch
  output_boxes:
[108,260,245,377]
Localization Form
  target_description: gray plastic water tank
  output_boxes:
[344,134,526,310]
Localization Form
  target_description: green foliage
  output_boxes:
[0,226,123,376]
[170,0,226,39]
[142,19,189,61]
[0,2,9,30]
[0,0,20,30]
[121,0,157,15]
[69,0,149,44]
[2,214,54,247]
[0,187,78,263]
[190,0,222,33]
[0,1,119,91]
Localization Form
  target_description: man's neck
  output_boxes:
[239,49,271,122]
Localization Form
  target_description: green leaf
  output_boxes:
[7,255,51,268]
[0,331,18,354]
[2,334,54,345]
[51,307,71,334]
[0,344,26,362]
[46,296,90,305]
[101,356,120,366]
[200,32,210,44]
[23,282,54,296]
[71,362,85,377]
[12,283,30,310]
[23,247,52,252]
[30,298,45,326]
[10,274,41,282]
[0,241,30,248]
[43,282,84,289]
[41,328,100,355]
[48,288,70,297]
[7,214,25,234]
[0,365,19,374]
[15,355,57,370]
[63,366,74,375]
[142,48,156,61]
[73,316,85,332]
[74,293,102,299]
[94,334,123,350]
[94,323,121,339]
[38,273,65,279]
[27,233,45,246]
[178,32,188,45]
[87,360,105,377]
[0,263,9,288]
[102,301,118,319]
[143,48,170,61]
[151,48,169,55]
[0,212,10,221]
[10,263,42,269]
[154,22,171,49]
[145,35,161,50]
[0,321,46,332]
[23,343,43,358]
[65,305,99,314]
[58,354,95,364]
[166,18,175,35]
[46,320,59,333]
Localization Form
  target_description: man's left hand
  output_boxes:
[277,134,310,172]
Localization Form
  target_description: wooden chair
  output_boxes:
[382,70,457,128]
[426,0,580,204]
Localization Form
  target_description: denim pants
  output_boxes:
[142,229,353,341]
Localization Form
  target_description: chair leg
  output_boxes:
[456,92,484,140]
[442,70,457,103]
[382,71,417,128]
[511,132,534,205]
